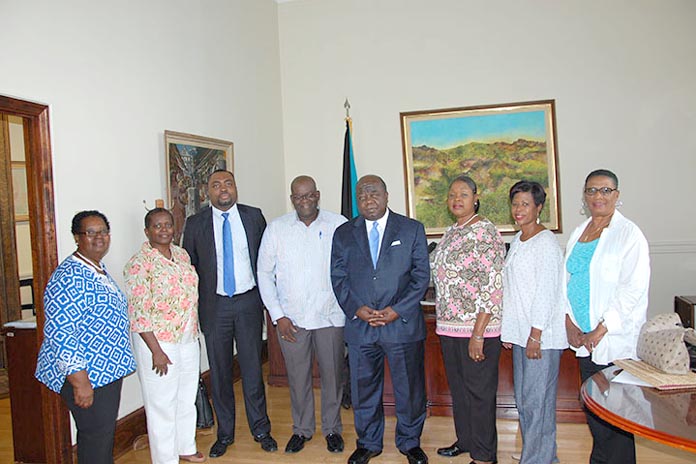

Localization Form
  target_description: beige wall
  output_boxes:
[277,0,696,316]
[1,0,286,419]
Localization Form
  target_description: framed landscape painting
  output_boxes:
[165,130,234,244]
[400,100,560,236]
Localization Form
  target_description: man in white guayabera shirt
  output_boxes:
[258,175,348,455]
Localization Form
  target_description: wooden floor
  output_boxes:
[117,373,695,464]
[0,397,13,463]
[1,378,695,464]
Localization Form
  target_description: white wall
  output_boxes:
[1,0,286,419]
[277,0,696,315]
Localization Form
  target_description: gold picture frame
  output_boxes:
[400,100,561,237]
[165,130,234,244]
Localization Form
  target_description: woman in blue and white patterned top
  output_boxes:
[36,210,136,464]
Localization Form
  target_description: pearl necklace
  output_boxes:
[74,251,105,274]
[458,213,478,228]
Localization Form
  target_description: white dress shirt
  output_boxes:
[212,204,255,296]
[364,209,390,261]
[562,210,651,365]
[257,209,347,330]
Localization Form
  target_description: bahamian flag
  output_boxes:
[341,119,358,219]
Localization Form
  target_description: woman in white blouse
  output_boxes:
[501,181,567,464]
[563,169,650,464]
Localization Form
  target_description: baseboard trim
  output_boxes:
[112,402,150,460]
[103,342,268,460]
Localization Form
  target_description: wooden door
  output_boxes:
[0,95,70,463]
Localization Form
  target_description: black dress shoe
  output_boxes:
[325,433,344,453]
[468,461,498,464]
[437,442,467,457]
[209,438,234,458]
[254,433,278,452]
[284,434,310,453]
[400,446,428,464]
[348,447,382,464]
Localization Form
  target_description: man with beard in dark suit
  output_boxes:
[183,169,277,458]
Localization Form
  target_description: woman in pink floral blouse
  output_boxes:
[124,208,205,464]
[431,175,505,464]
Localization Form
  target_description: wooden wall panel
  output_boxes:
[267,306,585,422]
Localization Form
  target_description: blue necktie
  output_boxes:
[222,212,236,295]
[369,222,380,268]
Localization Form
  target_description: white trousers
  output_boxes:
[133,334,200,464]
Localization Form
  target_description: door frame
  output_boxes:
[0,95,71,463]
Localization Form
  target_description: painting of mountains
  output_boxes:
[400,101,560,235]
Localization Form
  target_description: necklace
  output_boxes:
[458,213,478,228]
[520,224,544,242]
[74,251,105,274]
[580,217,611,242]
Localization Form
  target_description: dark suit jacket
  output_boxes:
[330,210,430,345]
[182,204,266,333]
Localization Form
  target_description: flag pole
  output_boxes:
[341,99,358,219]
[344,98,352,130]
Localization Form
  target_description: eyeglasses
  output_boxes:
[290,192,319,202]
[76,229,110,237]
[584,187,618,197]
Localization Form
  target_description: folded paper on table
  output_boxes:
[615,358,696,391]
[611,370,652,387]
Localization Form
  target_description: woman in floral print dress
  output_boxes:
[431,175,505,464]
[124,208,205,464]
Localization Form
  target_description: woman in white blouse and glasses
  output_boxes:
[563,169,650,464]
[501,181,567,464]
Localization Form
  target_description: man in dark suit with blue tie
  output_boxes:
[331,175,430,464]
[183,169,277,458]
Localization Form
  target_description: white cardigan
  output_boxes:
[563,210,650,365]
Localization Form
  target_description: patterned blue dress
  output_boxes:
[35,255,136,392]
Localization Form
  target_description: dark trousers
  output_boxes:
[348,340,426,452]
[440,336,500,463]
[204,289,270,441]
[579,357,636,464]
[60,378,123,464]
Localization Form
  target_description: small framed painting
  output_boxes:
[165,130,234,244]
